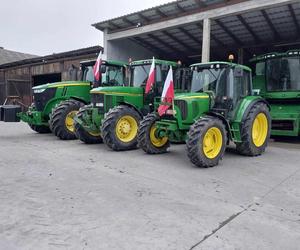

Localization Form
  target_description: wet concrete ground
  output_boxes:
[0,122,299,250]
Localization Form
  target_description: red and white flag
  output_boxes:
[93,51,103,81]
[145,57,155,94]
[158,67,174,116]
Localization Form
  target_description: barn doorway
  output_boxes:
[32,73,61,87]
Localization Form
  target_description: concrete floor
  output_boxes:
[0,122,299,250]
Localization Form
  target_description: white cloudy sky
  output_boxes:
[0,0,171,56]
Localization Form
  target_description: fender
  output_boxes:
[234,96,269,124]
[44,96,88,116]
[240,98,270,123]
[207,111,232,143]
[119,102,144,118]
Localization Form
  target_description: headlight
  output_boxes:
[95,103,104,107]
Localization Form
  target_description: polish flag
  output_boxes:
[158,67,174,116]
[145,57,155,94]
[93,51,102,82]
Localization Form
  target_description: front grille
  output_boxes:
[91,93,104,113]
[105,95,113,112]
[33,88,56,111]
[272,120,294,131]
[174,100,188,120]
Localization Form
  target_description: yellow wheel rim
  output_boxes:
[203,127,223,159]
[115,115,138,143]
[65,111,78,133]
[252,113,268,147]
[150,125,168,148]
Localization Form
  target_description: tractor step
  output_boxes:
[1,105,21,122]
[0,106,4,121]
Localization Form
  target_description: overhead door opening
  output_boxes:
[33,73,61,87]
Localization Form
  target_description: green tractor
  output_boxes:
[0,60,127,140]
[251,50,300,137]
[138,61,271,168]
[74,59,186,149]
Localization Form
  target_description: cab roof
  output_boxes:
[131,59,179,67]
[190,61,251,72]
[80,59,128,67]
[250,50,300,62]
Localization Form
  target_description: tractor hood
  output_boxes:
[174,92,210,101]
[33,81,90,91]
[168,92,210,123]
[90,86,144,96]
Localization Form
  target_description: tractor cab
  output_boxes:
[80,60,127,87]
[190,62,252,118]
[129,59,183,96]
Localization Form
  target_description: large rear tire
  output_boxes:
[236,102,271,156]
[101,105,141,151]
[74,109,102,144]
[186,116,227,168]
[138,113,170,154]
[49,100,84,140]
[29,124,51,134]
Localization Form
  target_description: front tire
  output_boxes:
[187,116,227,168]
[101,105,141,151]
[74,109,102,144]
[236,102,270,156]
[49,100,84,140]
[29,124,51,134]
[138,113,170,154]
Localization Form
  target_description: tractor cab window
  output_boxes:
[83,66,95,82]
[231,68,251,106]
[130,64,151,87]
[130,64,167,90]
[266,57,300,91]
[102,65,124,86]
[255,62,265,76]
[190,66,226,95]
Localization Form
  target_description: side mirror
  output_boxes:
[100,65,107,74]
[234,68,243,77]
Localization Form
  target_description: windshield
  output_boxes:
[190,67,226,94]
[102,65,124,86]
[266,57,300,91]
[130,64,151,87]
[83,66,95,82]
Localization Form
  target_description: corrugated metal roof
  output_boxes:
[124,1,300,61]
[92,0,236,33]
[0,48,37,66]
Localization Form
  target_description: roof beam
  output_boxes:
[237,14,261,43]
[138,13,150,23]
[131,37,166,56]
[176,3,186,12]
[107,21,121,30]
[161,30,196,52]
[261,9,281,40]
[122,18,135,26]
[214,19,243,45]
[156,9,168,18]
[106,0,298,40]
[131,37,188,61]
[177,27,201,45]
[194,0,207,8]
[196,22,226,47]
[288,4,300,36]
[147,33,181,53]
